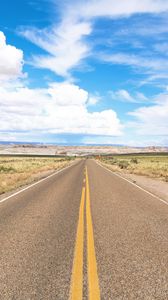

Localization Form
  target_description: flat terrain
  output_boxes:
[0,156,74,194]
[99,154,168,181]
[0,159,168,299]
[0,143,168,156]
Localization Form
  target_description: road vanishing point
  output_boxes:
[0,159,168,299]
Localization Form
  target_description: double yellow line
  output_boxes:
[69,167,100,300]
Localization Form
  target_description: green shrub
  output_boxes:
[118,160,129,169]
[0,165,16,173]
[131,158,138,164]
[109,158,118,165]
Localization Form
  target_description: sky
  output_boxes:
[0,0,168,146]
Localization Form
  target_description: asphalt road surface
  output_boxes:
[0,159,168,299]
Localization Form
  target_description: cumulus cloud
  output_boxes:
[48,82,88,106]
[129,93,168,135]
[0,31,24,81]
[0,31,122,139]
[0,82,122,136]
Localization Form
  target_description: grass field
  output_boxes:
[99,154,168,182]
[0,156,74,195]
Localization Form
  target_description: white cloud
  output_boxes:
[135,92,148,101]
[0,82,122,136]
[87,94,100,106]
[48,82,88,106]
[101,53,168,85]
[74,0,168,19]
[0,32,122,139]
[129,93,168,135]
[21,20,92,78]
[110,89,134,102]
[114,14,168,37]
[0,31,24,81]
[109,89,147,103]
[102,53,168,73]
[20,0,168,77]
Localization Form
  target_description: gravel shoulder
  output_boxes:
[99,161,168,203]
[0,160,76,202]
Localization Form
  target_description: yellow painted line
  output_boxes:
[85,167,100,300]
[69,187,85,300]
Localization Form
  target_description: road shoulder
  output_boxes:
[0,160,77,203]
[96,160,168,204]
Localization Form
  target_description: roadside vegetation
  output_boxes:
[0,156,75,195]
[98,154,168,182]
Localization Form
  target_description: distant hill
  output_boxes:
[0,142,167,156]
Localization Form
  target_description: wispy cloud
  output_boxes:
[101,52,168,86]
[102,53,168,72]
[68,0,168,19]
[109,89,147,103]
[20,0,168,78]
[114,14,168,38]
[21,20,92,78]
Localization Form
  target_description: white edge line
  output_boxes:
[0,161,77,204]
[96,160,168,207]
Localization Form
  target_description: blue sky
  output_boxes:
[0,0,168,145]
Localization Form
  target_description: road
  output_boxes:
[0,159,168,299]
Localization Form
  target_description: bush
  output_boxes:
[109,158,118,165]
[118,160,129,169]
[131,158,138,164]
[0,165,16,173]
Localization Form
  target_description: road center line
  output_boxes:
[86,167,100,300]
[69,186,85,300]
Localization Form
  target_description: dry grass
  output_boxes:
[99,154,168,182]
[0,156,75,195]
